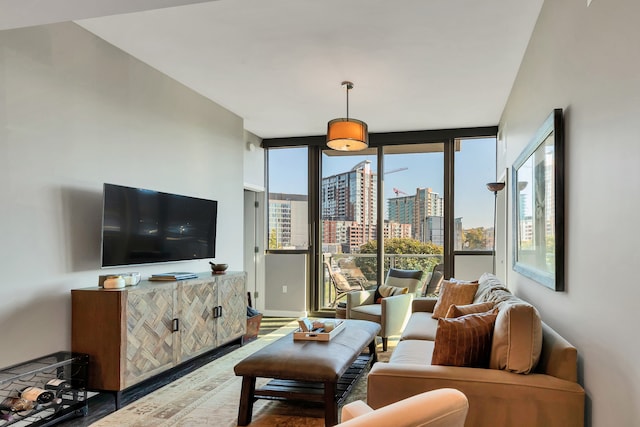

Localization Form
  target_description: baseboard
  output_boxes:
[261,309,307,318]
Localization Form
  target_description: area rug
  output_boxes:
[90,321,397,427]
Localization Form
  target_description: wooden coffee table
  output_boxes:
[234,319,380,426]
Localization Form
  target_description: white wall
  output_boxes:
[243,130,265,192]
[453,254,492,282]
[499,0,640,425]
[0,23,245,367]
[264,253,307,317]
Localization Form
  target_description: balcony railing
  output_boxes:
[321,253,443,310]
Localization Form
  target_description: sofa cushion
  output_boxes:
[401,312,439,341]
[432,310,498,368]
[490,302,543,374]
[432,281,479,319]
[349,304,382,323]
[445,301,495,318]
[389,339,434,365]
[375,283,408,303]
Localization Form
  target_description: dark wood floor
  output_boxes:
[55,317,295,427]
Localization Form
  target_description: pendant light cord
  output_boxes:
[342,81,354,120]
[345,84,350,120]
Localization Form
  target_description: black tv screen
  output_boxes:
[101,183,217,267]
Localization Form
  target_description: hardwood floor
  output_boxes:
[55,317,295,427]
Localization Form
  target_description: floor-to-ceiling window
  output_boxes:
[381,144,445,285]
[264,146,310,315]
[453,138,496,251]
[264,129,497,315]
[320,150,378,308]
[267,147,309,251]
[453,137,497,277]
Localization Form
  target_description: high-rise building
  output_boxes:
[268,193,308,249]
[273,171,444,252]
[322,220,354,253]
[424,216,444,247]
[415,188,444,244]
[388,196,414,225]
[383,221,412,240]
[322,161,377,252]
[388,187,444,243]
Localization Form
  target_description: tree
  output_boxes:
[356,238,443,282]
[269,228,279,249]
[463,227,488,250]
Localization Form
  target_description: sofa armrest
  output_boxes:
[412,297,437,313]
[367,362,585,427]
[339,389,468,427]
[340,400,373,422]
[346,289,375,313]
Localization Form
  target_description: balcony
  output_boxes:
[321,253,445,310]
[262,250,492,317]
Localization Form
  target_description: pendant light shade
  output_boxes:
[327,118,369,151]
[327,81,369,151]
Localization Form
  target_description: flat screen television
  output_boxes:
[101,183,217,267]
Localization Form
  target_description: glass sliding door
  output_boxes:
[264,126,497,316]
[382,144,445,288]
[319,150,378,309]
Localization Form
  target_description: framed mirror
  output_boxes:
[512,109,564,291]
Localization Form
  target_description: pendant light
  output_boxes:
[327,81,369,151]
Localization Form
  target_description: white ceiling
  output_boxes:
[2,0,543,140]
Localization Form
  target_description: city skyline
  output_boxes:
[270,158,480,252]
[268,139,496,229]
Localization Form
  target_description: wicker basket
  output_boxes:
[242,313,263,344]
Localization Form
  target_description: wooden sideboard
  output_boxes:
[71,272,246,393]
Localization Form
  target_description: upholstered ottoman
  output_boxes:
[234,319,380,426]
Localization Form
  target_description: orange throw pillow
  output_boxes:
[432,309,498,368]
[445,301,495,318]
[432,281,479,319]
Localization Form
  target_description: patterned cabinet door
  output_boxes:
[124,285,177,388]
[216,273,247,346]
[178,280,217,362]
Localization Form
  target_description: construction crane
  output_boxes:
[393,187,408,196]
[384,167,408,175]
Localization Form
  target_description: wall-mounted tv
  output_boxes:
[101,183,217,267]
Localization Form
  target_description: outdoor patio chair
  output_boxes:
[422,263,444,296]
[325,261,366,307]
[343,267,370,289]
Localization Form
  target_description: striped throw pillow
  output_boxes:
[432,309,498,368]
[375,284,408,304]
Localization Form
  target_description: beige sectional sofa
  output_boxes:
[367,273,585,427]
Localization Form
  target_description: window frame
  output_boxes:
[263,126,498,314]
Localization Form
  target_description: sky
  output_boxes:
[268,138,497,229]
